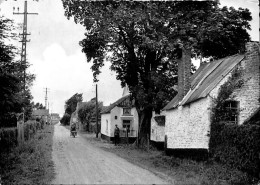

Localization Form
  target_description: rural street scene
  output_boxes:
[51,123,167,184]
[0,0,259,184]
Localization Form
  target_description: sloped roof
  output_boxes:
[101,94,131,114]
[32,109,49,116]
[164,54,245,110]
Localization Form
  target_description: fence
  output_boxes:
[0,117,46,152]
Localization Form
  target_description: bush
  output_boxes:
[209,122,260,179]
[60,113,71,125]
[0,127,18,153]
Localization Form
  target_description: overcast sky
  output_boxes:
[0,0,259,116]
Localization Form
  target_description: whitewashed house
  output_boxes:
[150,111,166,149]
[101,86,139,143]
[163,42,260,151]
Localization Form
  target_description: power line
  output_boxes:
[13,0,38,91]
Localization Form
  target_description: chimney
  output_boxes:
[178,47,191,101]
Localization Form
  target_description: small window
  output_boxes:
[223,100,239,124]
[115,116,117,120]
[123,108,131,115]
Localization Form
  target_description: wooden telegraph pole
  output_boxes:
[96,84,99,138]
[13,1,38,91]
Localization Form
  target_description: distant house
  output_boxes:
[150,111,166,149]
[50,113,60,124]
[101,86,139,143]
[32,109,49,123]
[70,102,87,131]
[162,42,260,150]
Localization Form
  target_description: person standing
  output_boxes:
[114,124,120,146]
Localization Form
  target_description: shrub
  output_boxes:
[0,127,18,153]
[209,122,260,179]
[60,113,71,125]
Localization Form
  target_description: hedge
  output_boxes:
[209,122,260,178]
[0,127,18,153]
[0,120,43,153]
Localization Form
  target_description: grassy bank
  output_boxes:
[0,124,55,184]
[82,132,257,185]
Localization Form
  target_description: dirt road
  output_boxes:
[51,123,168,184]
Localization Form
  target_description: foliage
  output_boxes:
[31,102,46,110]
[0,124,55,184]
[60,113,71,126]
[211,66,244,123]
[64,93,83,115]
[209,123,260,180]
[62,1,252,146]
[209,66,259,179]
[77,99,103,131]
[0,16,35,127]
[0,127,18,153]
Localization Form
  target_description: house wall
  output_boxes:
[165,97,211,149]
[232,42,260,124]
[151,111,165,142]
[101,106,139,138]
[101,113,111,136]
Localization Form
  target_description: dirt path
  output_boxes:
[51,123,168,184]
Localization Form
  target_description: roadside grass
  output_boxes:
[82,132,255,185]
[0,124,55,184]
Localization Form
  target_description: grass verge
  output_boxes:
[82,132,258,185]
[0,124,55,184]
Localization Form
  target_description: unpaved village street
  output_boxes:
[51,123,168,184]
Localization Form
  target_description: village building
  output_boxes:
[50,113,60,124]
[161,42,260,151]
[100,86,139,143]
[31,109,50,123]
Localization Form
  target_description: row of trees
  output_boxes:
[60,93,83,125]
[60,93,104,133]
[62,1,252,146]
[0,16,37,127]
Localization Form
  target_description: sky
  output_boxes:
[0,0,259,116]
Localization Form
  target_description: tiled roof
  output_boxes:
[101,94,131,114]
[164,54,245,110]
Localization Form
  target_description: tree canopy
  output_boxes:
[0,16,36,127]
[62,1,252,145]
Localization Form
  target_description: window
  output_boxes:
[122,120,131,128]
[223,101,239,124]
[123,108,131,115]
[115,116,117,120]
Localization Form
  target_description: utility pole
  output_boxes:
[13,1,38,91]
[96,84,99,138]
[44,88,50,110]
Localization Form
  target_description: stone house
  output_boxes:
[100,86,139,143]
[163,42,260,150]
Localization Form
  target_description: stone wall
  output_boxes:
[232,42,260,124]
[165,97,211,149]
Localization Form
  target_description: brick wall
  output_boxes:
[178,48,191,101]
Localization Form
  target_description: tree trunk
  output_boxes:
[136,107,153,149]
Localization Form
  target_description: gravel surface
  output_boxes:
[51,123,169,184]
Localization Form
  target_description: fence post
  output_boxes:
[16,113,24,145]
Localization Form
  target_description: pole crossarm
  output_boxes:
[13,0,38,91]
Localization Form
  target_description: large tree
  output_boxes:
[62,1,251,146]
[0,16,35,126]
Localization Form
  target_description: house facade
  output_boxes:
[101,87,139,143]
[163,42,260,150]
[150,111,165,147]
